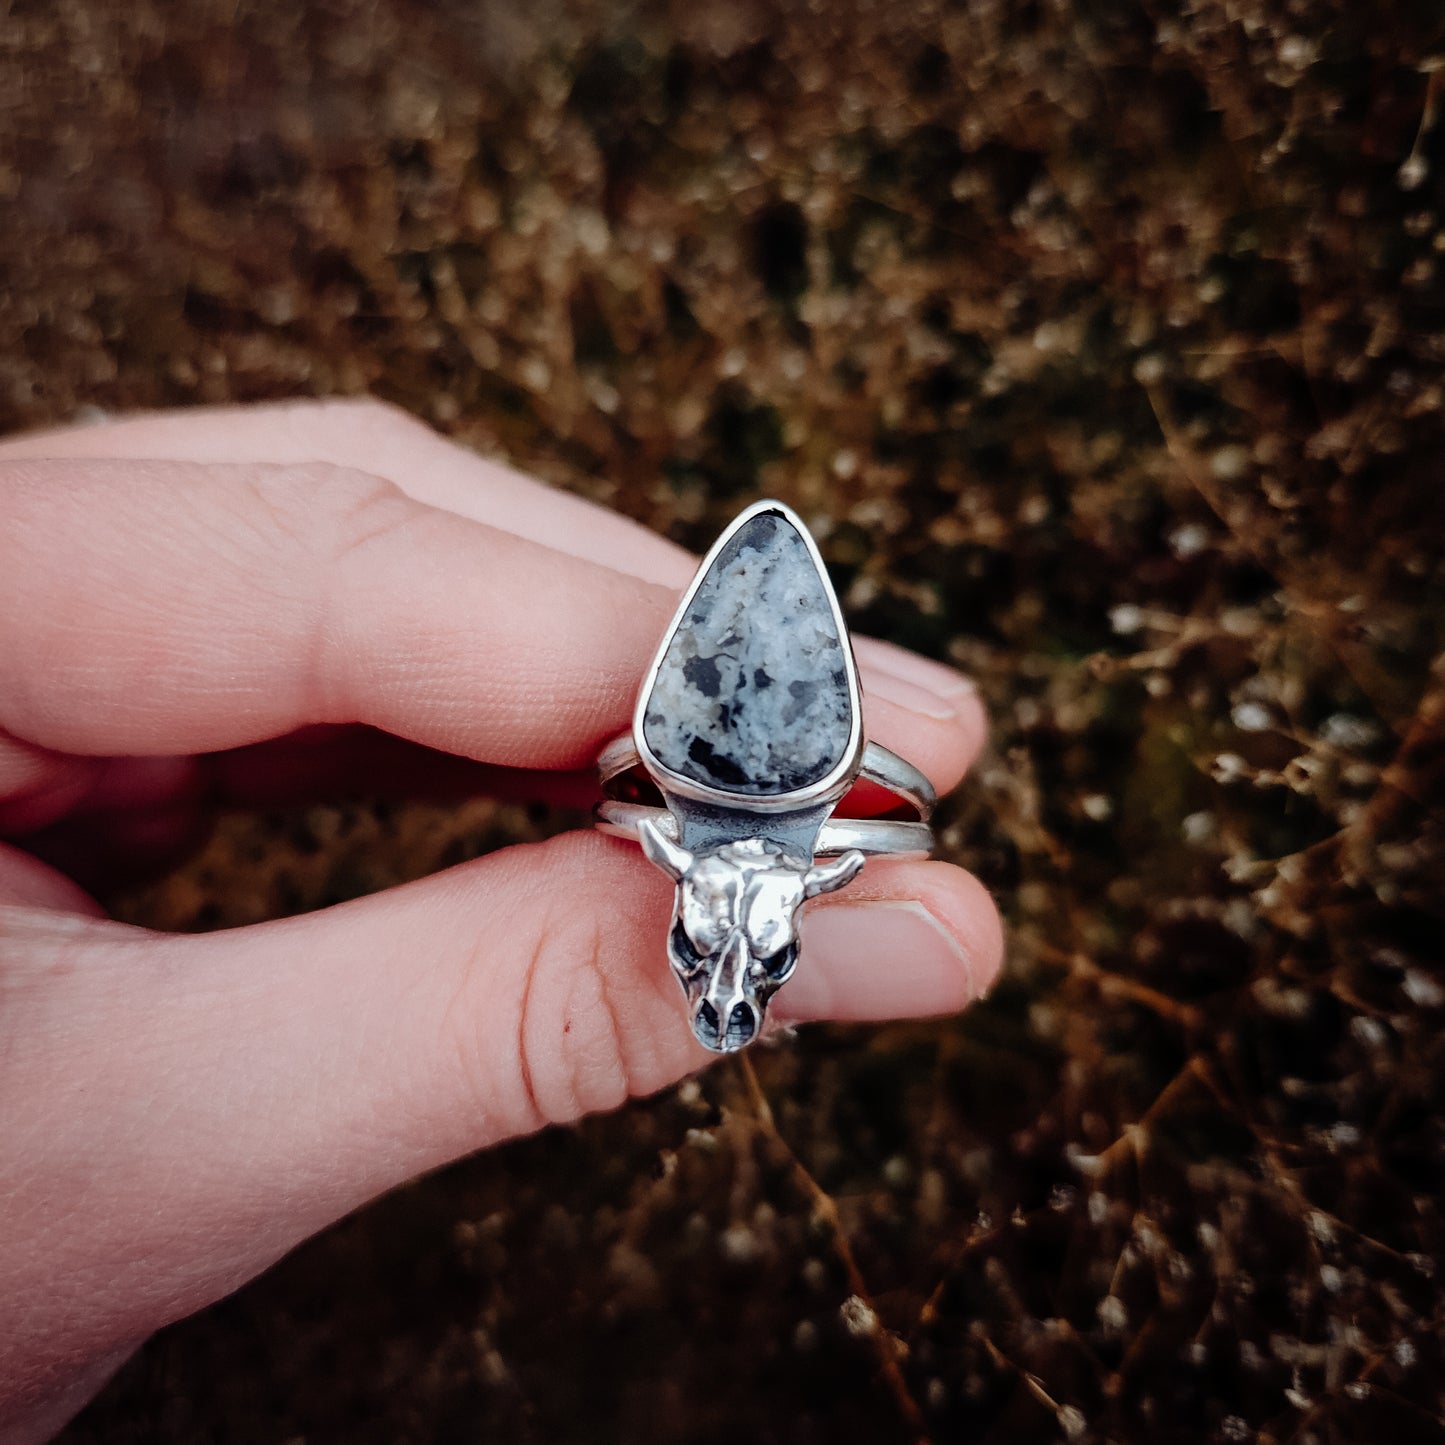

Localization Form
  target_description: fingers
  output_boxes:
[0,398,694,583]
[202,726,599,809]
[0,400,987,784]
[0,721,592,823]
[0,832,1002,1383]
[0,458,979,810]
[0,733,102,833]
[5,728,601,892]
[778,862,1002,1023]
[0,842,104,915]
[0,458,686,766]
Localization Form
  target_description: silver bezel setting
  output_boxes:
[630,498,866,813]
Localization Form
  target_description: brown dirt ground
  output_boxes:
[3,2,1444,1441]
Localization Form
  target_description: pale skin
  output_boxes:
[0,399,1003,1441]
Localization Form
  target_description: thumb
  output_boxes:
[0,831,999,1405]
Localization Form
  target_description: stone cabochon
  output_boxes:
[642,511,853,796]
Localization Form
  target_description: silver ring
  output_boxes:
[594,498,938,1054]
[597,735,936,822]
[595,800,935,859]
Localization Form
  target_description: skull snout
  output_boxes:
[692,997,757,1052]
[686,934,759,1053]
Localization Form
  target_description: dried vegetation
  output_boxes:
[2,0,1441,1440]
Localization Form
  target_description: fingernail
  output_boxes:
[796,898,981,1020]
[857,640,977,720]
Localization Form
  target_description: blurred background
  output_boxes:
[4,1,1444,1441]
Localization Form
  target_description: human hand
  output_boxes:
[0,400,1002,1441]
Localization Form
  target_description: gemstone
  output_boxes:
[642,508,854,795]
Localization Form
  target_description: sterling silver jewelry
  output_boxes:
[595,499,937,1054]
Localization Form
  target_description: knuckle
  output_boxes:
[238,461,410,564]
[515,839,633,1128]
[441,838,636,1140]
[519,895,631,1127]
[233,462,423,719]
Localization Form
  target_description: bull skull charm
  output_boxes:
[623,500,876,1052]
[638,821,865,1050]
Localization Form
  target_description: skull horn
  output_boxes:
[803,849,866,897]
[637,816,695,881]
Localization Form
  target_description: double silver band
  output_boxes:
[597,734,935,859]
[598,734,936,824]
[595,799,935,859]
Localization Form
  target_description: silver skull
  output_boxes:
[637,819,865,1052]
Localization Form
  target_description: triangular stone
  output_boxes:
[642,509,854,796]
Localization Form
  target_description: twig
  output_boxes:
[737,1055,934,1443]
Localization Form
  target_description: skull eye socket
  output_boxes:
[670,919,709,973]
[760,939,799,981]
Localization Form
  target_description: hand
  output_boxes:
[0,399,1002,1441]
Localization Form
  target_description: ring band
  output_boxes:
[595,800,935,860]
[593,498,940,1054]
[597,735,936,822]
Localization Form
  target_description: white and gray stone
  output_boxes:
[642,510,854,795]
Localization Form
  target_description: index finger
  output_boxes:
[0,459,977,792]
[0,399,986,754]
